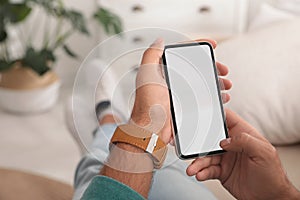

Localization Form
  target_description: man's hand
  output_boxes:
[186,109,300,200]
[101,38,233,199]
[130,38,232,144]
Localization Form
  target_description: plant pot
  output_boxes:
[0,64,61,114]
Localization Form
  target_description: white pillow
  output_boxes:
[216,19,300,145]
[249,3,295,31]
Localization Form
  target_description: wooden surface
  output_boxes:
[0,168,73,200]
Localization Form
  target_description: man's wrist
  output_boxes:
[130,114,150,128]
[106,142,154,173]
[116,142,147,153]
[129,116,170,144]
[101,142,154,198]
[111,123,168,168]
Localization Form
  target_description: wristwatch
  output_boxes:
[110,124,168,169]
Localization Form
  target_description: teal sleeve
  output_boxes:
[81,175,145,200]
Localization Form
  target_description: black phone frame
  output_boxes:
[162,42,229,160]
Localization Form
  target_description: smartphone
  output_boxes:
[162,42,228,159]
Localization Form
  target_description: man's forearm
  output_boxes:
[100,143,154,198]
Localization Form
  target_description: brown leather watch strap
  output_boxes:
[111,124,168,169]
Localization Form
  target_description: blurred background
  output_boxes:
[1,0,300,199]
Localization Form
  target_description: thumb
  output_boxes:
[220,132,266,158]
[141,38,164,65]
[136,38,166,89]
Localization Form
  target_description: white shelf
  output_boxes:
[98,0,249,39]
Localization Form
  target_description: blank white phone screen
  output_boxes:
[165,44,226,156]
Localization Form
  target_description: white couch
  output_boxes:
[205,19,300,199]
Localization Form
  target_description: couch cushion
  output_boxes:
[216,19,300,145]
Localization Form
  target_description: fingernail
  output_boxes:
[220,138,231,147]
[151,38,164,48]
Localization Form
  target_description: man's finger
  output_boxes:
[219,78,232,91]
[220,132,273,159]
[141,38,164,65]
[194,39,217,49]
[195,165,221,181]
[179,39,217,49]
[222,93,231,104]
[186,156,221,176]
[137,39,166,88]
[216,62,229,76]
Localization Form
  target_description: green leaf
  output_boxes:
[0,29,7,42]
[65,10,89,35]
[40,48,56,62]
[0,7,8,43]
[31,0,68,18]
[63,44,77,58]
[25,0,53,13]
[93,7,123,35]
[0,0,8,6]
[22,47,51,75]
[112,19,122,35]
[6,4,32,23]
[25,0,90,37]
[0,60,13,71]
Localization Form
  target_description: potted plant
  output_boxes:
[0,0,122,113]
